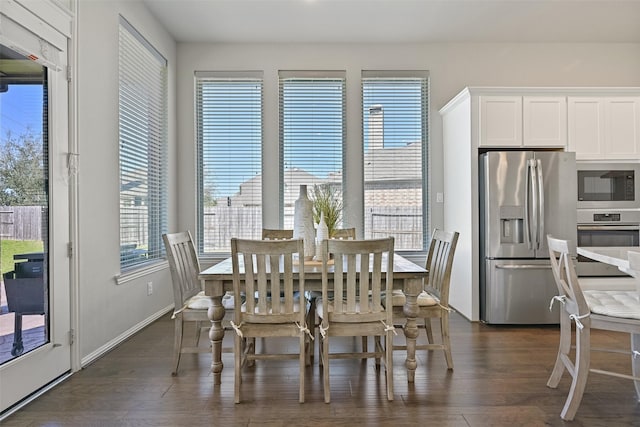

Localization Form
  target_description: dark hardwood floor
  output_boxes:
[4,311,640,426]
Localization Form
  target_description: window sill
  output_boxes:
[116,260,169,285]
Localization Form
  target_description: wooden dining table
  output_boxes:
[576,246,640,283]
[199,254,428,384]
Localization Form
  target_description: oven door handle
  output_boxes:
[577,225,640,231]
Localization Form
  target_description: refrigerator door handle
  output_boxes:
[495,264,552,270]
[528,159,539,250]
[536,158,545,251]
[524,160,532,249]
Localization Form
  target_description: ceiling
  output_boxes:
[142,0,640,44]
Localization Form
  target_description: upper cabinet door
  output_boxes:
[523,96,567,147]
[568,97,605,159]
[569,96,640,160]
[479,96,522,147]
[606,97,640,158]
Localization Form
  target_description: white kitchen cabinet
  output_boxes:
[479,95,566,148]
[440,87,640,323]
[523,96,567,147]
[568,97,640,160]
[479,96,522,147]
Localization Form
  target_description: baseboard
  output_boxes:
[81,304,173,367]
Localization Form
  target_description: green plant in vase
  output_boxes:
[311,183,343,238]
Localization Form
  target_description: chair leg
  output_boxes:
[547,313,572,389]
[195,321,202,347]
[299,332,306,403]
[171,316,184,376]
[385,329,394,401]
[234,332,242,404]
[441,314,453,370]
[305,300,316,365]
[424,317,434,344]
[632,333,640,401]
[362,337,369,360]
[560,318,591,421]
[322,334,331,403]
[246,337,256,367]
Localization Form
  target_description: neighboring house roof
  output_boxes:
[224,142,422,207]
[364,141,422,183]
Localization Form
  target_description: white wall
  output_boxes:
[76,0,176,361]
[176,42,640,250]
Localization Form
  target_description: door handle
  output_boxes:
[495,264,552,270]
[536,158,545,251]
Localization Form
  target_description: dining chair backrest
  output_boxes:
[547,236,588,315]
[261,228,294,240]
[231,237,305,324]
[321,237,394,323]
[163,231,202,313]
[425,229,459,305]
[331,228,356,240]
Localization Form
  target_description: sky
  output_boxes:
[0,84,44,142]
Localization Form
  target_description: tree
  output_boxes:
[202,182,217,207]
[0,129,46,206]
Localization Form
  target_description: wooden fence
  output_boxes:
[0,206,43,241]
[202,205,423,252]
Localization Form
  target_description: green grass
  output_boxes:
[1,240,44,276]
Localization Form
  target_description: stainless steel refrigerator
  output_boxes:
[479,151,577,324]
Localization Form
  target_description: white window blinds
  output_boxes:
[362,71,429,251]
[118,16,168,270]
[195,72,263,253]
[279,71,345,229]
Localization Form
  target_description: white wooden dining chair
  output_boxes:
[261,228,294,240]
[331,227,356,240]
[546,235,640,420]
[316,237,395,403]
[162,231,213,376]
[307,227,358,362]
[230,237,311,403]
[383,228,459,375]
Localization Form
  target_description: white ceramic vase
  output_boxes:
[315,211,329,261]
[293,185,315,259]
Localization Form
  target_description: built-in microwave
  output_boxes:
[577,163,640,209]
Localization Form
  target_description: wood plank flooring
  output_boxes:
[4,311,640,426]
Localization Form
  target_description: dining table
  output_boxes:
[199,253,428,384]
[577,246,640,285]
[575,246,640,397]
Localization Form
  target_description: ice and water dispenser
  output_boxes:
[499,205,524,244]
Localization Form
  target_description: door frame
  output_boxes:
[0,0,77,416]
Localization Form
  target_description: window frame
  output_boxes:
[195,71,264,255]
[361,70,430,252]
[278,70,347,229]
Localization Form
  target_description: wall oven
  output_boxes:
[577,163,640,209]
[576,210,640,276]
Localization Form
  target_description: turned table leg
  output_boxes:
[206,280,226,385]
[403,277,422,383]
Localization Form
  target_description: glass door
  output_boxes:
[0,13,72,414]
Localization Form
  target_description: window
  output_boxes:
[195,72,263,253]
[279,71,345,228]
[362,71,429,251]
[118,16,168,270]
